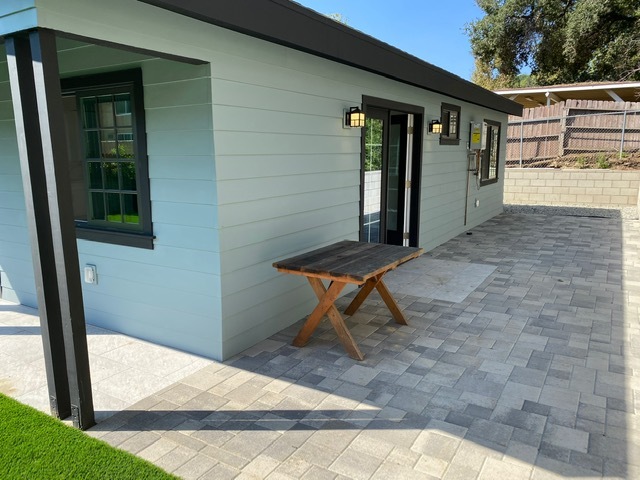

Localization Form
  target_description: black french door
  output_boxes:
[361,100,422,246]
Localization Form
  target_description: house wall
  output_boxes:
[0,40,223,358]
[0,1,37,35]
[205,34,507,357]
[2,0,508,360]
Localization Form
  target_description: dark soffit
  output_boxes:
[137,0,522,116]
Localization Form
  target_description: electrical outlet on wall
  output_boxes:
[84,265,97,284]
[475,199,480,207]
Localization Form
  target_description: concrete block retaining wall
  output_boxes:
[504,169,640,206]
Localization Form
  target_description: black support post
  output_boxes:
[6,34,71,420]
[6,29,95,430]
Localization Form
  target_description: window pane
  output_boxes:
[117,128,134,158]
[100,130,118,158]
[107,193,122,223]
[91,192,105,221]
[88,161,103,189]
[104,162,119,190]
[84,131,100,158]
[97,96,114,128]
[489,127,499,179]
[363,117,383,243]
[121,162,137,191]
[449,112,457,136]
[81,97,98,129]
[123,194,139,225]
[114,94,132,127]
[69,74,148,238]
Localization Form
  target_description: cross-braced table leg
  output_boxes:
[292,277,364,361]
[344,273,408,325]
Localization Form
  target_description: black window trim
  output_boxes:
[480,119,501,187]
[439,102,461,146]
[61,69,154,249]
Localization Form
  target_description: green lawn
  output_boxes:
[0,394,177,480]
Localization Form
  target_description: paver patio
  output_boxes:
[2,211,640,479]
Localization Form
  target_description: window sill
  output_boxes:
[480,178,499,187]
[439,137,460,146]
[76,225,154,249]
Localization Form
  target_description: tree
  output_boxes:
[467,0,640,88]
[326,13,348,24]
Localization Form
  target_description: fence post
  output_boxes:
[558,107,567,157]
[619,109,628,159]
[519,119,524,167]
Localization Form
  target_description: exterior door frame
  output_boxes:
[360,96,424,247]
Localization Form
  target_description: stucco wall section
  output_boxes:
[504,169,640,206]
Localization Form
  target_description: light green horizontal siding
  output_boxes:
[16,0,508,360]
[0,37,222,358]
[206,25,507,358]
[0,0,36,36]
[0,49,24,304]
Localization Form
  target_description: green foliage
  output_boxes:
[575,156,587,169]
[105,143,134,159]
[0,394,176,480]
[326,13,348,24]
[595,154,611,169]
[365,118,383,171]
[467,0,640,87]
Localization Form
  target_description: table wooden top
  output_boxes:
[273,240,424,284]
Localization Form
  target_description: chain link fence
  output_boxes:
[506,100,640,168]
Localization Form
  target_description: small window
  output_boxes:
[62,70,153,249]
[440,103,461,145]
[480,120,501,186]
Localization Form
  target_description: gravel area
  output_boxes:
[504,203,639,220]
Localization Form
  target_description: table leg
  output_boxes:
[344,275,381,316]
[376,278,408,325]
[293,277,364,361]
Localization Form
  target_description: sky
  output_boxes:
[296,0,484,80]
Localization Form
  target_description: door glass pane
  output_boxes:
[386,123,401,232]
[489,126,499,179]
[363,117,383,243]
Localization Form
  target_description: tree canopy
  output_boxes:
[467,0,640,89]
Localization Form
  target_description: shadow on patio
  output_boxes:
[79,212,640,479]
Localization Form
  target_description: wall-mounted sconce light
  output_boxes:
[428,119,442,134]
[345,106,365,128]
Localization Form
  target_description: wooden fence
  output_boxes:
[507,99,640,167]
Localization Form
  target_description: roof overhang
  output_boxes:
[495,82,640,109]
[137,0,522,116]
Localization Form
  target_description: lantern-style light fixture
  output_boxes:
[345,106,365,128]
[428,119,442,134]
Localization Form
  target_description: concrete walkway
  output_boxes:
[3,212,640,479]
[0,301,213,422]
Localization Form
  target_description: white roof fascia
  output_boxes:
[496,82,640,96]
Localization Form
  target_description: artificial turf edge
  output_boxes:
[0,393,177,480]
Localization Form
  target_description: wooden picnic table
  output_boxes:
[273,240,424,360]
